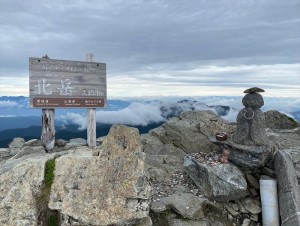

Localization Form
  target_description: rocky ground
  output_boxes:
[0,110,299,226]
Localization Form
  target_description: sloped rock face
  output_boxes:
[49,125,152,226]
[0,155,53,226]
[265,110,299,129]
[11,146,46,159]
[141,110,234,182]
[164,110,233,153]
[184,156,248,202]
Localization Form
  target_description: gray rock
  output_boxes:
[167,218,211,226]
[265,110,299,129]
[65,138,87,148]
[96,136,106,146]
[242,93,264,109]
[162,193,213,220]
[244,87,265,93]
[241,218,251,226]
[164,118,213,153]
[233,108,266,145]
[210,137,272,169]
[141,110,234,182]
[274,150,300,226]
[284,148,300,185]
[241,197,261,214]
[261,167,276,178]
[25,139,43,146]
[49,125,152,226]
[141,133,185,181]
[0,154,55,226]
[0,148,10,158]
[150,200,167,213]
[8,137,25,156]
[250,214,259,222]
[159,110,234,153]
[236,200,248,213]
[184,156,248,202]
[11,146,46,159]
[245,174,260,190]
[224,203,239,216]
[55,139,68,147]
[266,128,300,151]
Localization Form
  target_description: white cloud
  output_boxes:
[51,95,300,130]
[0,100,18,107]
[95,102,165,126]
[59,112,87,130]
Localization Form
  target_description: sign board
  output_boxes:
[29,57,106,108]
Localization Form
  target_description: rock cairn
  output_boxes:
[233,87,267,146]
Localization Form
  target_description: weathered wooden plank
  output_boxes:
[41,109,55,151]
[29,57,106,73]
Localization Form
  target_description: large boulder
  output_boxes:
[184,156,248,202]
[150,191,225,226]
[153,192,215,220]
[284,148,300,184]
[265,110,299,129]
[49,125,152,226]
[141,133,185,182]
[0,155,54,226]
[274,150,300,226]
[8,137,25,156]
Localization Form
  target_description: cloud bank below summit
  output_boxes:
[58,96,300,130]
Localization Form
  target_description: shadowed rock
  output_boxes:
[184,155,248,202]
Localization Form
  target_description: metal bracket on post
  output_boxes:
[86,53,97,147]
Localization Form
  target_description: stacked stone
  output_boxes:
[233,87,267,146]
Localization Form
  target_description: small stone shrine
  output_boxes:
[232,87,267,146]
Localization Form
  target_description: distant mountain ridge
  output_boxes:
[1,96,299,148]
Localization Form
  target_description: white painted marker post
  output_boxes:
[86,53,97,147]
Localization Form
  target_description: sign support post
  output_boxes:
[41,108,55,151]
[86,53,97,147]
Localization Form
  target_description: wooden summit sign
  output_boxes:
[29,57,106,108]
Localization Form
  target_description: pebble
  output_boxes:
[241,218,251,226]
[250,214,258,222]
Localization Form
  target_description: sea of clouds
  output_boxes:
[57,96,300,130]
[0,96,299,131]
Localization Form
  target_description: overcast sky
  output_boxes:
[0,0,299,97]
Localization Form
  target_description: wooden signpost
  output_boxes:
[29,55,106,151]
